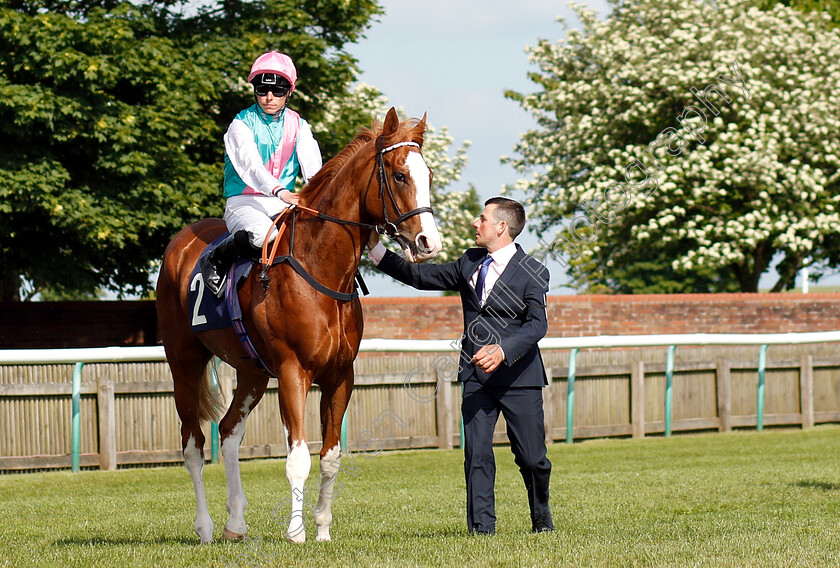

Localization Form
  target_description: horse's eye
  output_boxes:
[394,172,406,184]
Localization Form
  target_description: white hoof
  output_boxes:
[195,522,214,544]
[223,518,247,540]
[286,529,306,544]
[316,525,331,542]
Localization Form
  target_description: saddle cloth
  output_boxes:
[187,234,254,333]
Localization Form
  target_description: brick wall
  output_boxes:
[0,301,158,349]
[359,293,840,340]
[4,294,839,349]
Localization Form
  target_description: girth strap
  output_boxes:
[273,255,359,302]
[225,265,274,376]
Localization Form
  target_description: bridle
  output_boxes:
[257,139,435,298]
[375,141,434,252]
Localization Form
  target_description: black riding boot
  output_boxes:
[200,234,239,297]
[232,229,263,261]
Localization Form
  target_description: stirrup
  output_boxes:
[206,272,227,297]
[199,254,227,297]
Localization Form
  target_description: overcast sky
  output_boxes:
[348,0,613,296]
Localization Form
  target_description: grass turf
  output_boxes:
[1,425,840,567]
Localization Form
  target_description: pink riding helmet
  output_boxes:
[247,51,297,93]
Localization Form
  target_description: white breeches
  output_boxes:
[224,194,290,247]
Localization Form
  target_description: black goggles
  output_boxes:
[254,84,289,97]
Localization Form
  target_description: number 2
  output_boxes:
[190,273,208,327]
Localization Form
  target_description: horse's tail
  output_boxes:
[198,362,227,424]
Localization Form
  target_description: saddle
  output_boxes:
[187,234,254,333]
[187,234,276,374]
[188,232,369,376]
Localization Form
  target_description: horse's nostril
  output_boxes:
[416,235,432,254]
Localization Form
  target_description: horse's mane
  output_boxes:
[300,116,426,204]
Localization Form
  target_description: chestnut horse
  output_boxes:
[156,108,442,544]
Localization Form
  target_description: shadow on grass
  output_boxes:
[397,529,469,539]
[53,535,199,547]
[794,480,840,491]
[251,529,469,544]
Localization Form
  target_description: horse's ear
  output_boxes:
[384,107,399,133]
[417,112,428,146]
[376,107,400,151]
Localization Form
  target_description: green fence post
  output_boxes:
[664,345,676,437]
[71,362,84,473]
[566,348,578,444]
[209,358,222,464]
[340,412,348,451]
[757,344,768,432]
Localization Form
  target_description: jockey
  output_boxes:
[201,51,323,296]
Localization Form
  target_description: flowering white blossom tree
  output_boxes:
[419,123,480,261]
[506,0,840,292]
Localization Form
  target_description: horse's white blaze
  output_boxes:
[184,434,214,543]
[222,409,250,538]
[405,151,442,257]
[285,441,312,543]
[315,444,342,542]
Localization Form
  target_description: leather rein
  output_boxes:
[257,141,433,300]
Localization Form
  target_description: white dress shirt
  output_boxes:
[469,242,517,305]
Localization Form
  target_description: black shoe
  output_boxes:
[471,529,495,535]
[531,514,554,533]
[200,234,238,297]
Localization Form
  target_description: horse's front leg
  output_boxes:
[218,369,269,541]
[314,371,354,542]
[278,370,313,544]
[285,439,312,543]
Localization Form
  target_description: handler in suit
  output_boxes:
[368,196,554,535]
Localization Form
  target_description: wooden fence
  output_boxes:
[1,342,839,472]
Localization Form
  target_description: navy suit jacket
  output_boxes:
[377,244,550,388]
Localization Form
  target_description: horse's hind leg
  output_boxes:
[218,368,270,541]
[169,346,216,543]
[314,370,354,542]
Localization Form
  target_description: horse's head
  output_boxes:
[368,108,443,263]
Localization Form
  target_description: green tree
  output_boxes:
[506,0,840,293]
[752,0,840,25]
[0,0,382,301]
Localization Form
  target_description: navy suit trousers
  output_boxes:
[462,379,552,533]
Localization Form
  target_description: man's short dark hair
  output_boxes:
[485,197,526,240]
